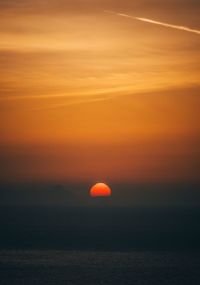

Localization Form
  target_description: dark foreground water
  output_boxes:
[0,207,200,284]
[1,207,200,250]
[0,250,200,285]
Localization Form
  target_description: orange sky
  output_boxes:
[0,0,200,183]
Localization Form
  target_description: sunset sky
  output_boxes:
[0,0,200,184]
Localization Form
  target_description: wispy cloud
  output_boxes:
[104,10,200,35]
[31,95,115,110]
[0,86,125,101]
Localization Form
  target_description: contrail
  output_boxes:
[104,10,200,35]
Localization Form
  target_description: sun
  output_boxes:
[90,182,112,197]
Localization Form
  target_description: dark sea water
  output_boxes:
[0,206,200,284]
[0,250,200,285]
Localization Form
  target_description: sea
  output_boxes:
[0,206,200,284]
[1,250,200,285]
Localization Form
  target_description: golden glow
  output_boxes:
[0,1,199,183]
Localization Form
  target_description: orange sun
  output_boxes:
[90,183,112,197]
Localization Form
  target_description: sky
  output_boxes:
[0,0,200,185]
